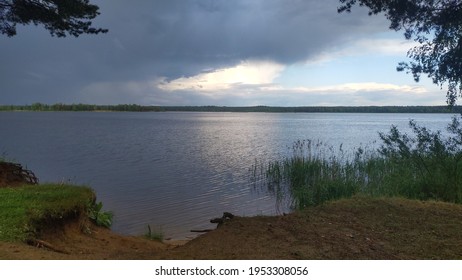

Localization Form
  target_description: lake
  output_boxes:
[0,112,455,239]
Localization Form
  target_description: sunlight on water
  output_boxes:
[0,112,455,239]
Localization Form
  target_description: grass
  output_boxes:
[256,140,376,209]
[144,224,164,242]
[0,184,95,242]
[254,116,462,210]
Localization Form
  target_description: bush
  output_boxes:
[378,116,462,203]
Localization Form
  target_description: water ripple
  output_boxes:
[0,112,454,239]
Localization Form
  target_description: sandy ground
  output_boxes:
[1,196,462,260]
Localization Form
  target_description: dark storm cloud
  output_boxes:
[97,0,387,68]
[0,0,389,105]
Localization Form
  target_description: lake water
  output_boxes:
[0,112,456,239]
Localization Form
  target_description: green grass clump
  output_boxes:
[144,224,164,242]
[0,184,95,242]
[254,116,462,210]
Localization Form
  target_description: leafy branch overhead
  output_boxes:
[0,0,107,37]
[339,0,462,106]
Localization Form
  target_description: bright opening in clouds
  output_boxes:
[0,0,446,106]
[158,60,285,92]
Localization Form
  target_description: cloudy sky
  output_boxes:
[0,0,446,106]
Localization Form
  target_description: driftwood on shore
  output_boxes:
[210,212,235,227]
[190,229,213,233]
[190,212,236,233]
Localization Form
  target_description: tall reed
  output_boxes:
[253,116,462,210]
[259,140,367,210]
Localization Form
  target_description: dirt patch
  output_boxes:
[1,196,462,260]
[0,221,170,260]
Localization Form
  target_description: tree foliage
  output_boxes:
[0,0,107,37]
[339,0,462,106]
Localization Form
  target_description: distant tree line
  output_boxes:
[0,103,164,112]
[1,103,461,113]
[162,105,461,114]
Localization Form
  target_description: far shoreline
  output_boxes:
[1,103,461,114]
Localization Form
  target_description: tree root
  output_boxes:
[28,239,70,255]
[190,212,236,233]
[0,162,39,187]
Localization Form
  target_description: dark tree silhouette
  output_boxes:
[339,0,462,106]
[0,0,107,37]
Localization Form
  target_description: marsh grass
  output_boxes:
[0,184,95,242]
[254,116,462,210]
[259,140,368,210]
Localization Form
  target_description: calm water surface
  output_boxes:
[0,112,455,239]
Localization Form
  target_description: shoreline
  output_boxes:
[1,196,462,260]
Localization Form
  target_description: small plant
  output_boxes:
[88,201,113,228]
[144,224,164,242]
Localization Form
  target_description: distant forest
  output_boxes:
[1,103,461,113]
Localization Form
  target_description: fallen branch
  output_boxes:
[210,212,236,227]
[29,239,70,255]
[190,229,213,233]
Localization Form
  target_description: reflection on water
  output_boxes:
[0,112,454,239]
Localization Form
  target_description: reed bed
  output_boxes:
[252,116,462,210]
